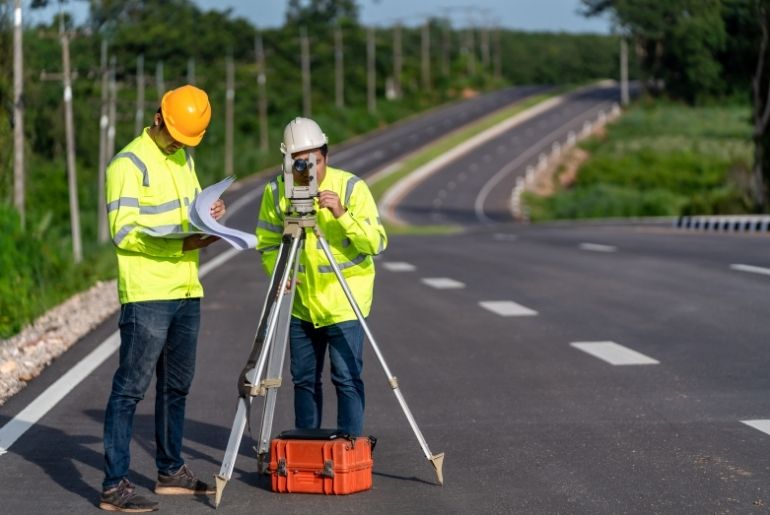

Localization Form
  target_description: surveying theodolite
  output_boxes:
[213,134,444,507]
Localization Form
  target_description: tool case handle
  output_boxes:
[276,429,377,452]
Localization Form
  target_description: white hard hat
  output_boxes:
[281,117,328,155]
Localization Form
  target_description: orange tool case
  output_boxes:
[268,429,375,495]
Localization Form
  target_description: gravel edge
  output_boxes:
[0,280,119,407]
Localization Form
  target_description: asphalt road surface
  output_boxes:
[3,85,770,515]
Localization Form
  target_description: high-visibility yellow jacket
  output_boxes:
[256,166,387,328]
[106,129,203,304]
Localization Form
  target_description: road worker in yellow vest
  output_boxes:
[256,117,387,437]
[100,85,222,513]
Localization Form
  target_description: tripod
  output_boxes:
[214,211,444,507]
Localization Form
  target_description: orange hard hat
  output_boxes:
[160,85,211,147]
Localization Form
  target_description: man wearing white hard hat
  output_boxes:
[256,117,387,436]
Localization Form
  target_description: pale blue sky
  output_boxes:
[26,0,611,33]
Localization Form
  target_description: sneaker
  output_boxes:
[155,464,215,495]
[99,478,158,512]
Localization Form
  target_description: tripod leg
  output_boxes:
[255,250,302,473]
[315,233,445,485]
[215,233,304,507]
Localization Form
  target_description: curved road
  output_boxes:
[3,85,770,514]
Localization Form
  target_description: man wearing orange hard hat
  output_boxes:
[100,85,224,512]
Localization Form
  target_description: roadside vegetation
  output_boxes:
[526,101,754,220]
[0,0,625,338]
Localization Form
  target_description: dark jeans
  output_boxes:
[102,299,200,490]
[289,317,365,435]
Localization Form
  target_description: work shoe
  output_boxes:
[99,478,158,512]
[155,464,215,495]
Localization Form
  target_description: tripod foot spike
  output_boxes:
[214,475,228,508]
[429,453,445,485]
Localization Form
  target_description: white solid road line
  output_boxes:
[730,264,770,276]
[0,332,120,455]
[479,301,538,317]
[0,245,244,456]
[382,261,417,272]
[421,277,466,289]
[742,420,770,436]
[579,243,617,253]
[570,341,659,366]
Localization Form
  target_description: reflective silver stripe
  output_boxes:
[258,244,280,254]
[344,176,361,207]
[364,218,371,226]
[184,197,190,207]
[185,150,193,172]
[140,199,181,215]
[377,235,385,254]
[298,264,306,273]
[376,216,383,225]
[106,197,139,213]
[151,224,184,234]
[112,152,150,187]
[269,179,283,218]
[113,224,135,245]
[257,220,283,233]
[318,253,367,273]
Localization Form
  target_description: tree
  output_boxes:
[285,0,359,26]
[580,0,726,102]
[748,1,770,209]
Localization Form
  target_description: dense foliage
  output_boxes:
[527,102,753,220]
[0,0,624,337]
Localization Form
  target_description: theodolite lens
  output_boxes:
[293,159,310,173]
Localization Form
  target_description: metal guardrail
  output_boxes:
[674,215,770,233]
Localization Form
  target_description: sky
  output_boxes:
[24,0,611,33]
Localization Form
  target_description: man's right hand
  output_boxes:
[183,234,220,251]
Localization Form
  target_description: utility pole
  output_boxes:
[106,56,117,165]
[134,54,144,134]
[97,40,109,243]
[367,26,376,114]
[300,26,311,117]
[156,60,165,100]
[480,26,489,70]
[494,27,502,81]
[335,23,344,108]
[620,38,630,106]
[441,20,450,77]
[187,57,196,85]
[60,16,82,263]
[393,22,402,99]
[464,7,476,77]
[225,53,235,177]
[421,21,431,91]
[255,33,268,151]
[13,0,25,227]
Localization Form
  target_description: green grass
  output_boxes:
[527,101,754,221]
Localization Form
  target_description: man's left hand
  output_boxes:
[210,199,226,221]
[318,190,346,218]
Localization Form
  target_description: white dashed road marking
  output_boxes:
[479,301,538,317]
[742,420,770,436]
[731,264,770,277]
[422,278,465,289]
[382,262,416,272]
[570,341,659,366]
[579,243,617,253]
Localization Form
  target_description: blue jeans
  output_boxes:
[103,299,200,490]
[289,317,365,435]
